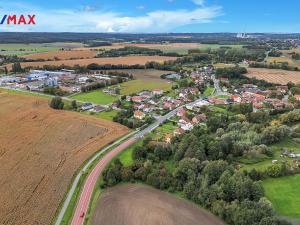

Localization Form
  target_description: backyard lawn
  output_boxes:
[71,90,118,105]
[263,174,300,218]
[96,110,118,121]
[115,80,172,95]
[204,87,215,96]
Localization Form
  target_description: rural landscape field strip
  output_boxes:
[0,92,129,225]
[4,55,177,70]
[92,184,226,225]
[246,68,300,84]
[23,49,97,60]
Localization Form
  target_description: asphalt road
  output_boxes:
[211,75,228,96]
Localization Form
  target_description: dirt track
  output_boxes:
[0,92,129,225]
[92,184,226,225]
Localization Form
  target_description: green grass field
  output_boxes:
[0,42,83,56]
[96,110,118,121]
[115,80,172,95]
[216,95,229,99]
[199,44,244,50]
[204,87,215,96]
[240,138,300,172]
[81,110,118,121]
[71,90,118,105]
[263,174,300,218]
[149,121,178,141]
[116,140,143,166]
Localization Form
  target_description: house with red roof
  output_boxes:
[177,108,187,117]
[294,95,300,101]
[134,111,145,120]
[173,128,185,136]
[192,114,207,124]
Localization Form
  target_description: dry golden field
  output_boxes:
[0,92,129,225]
[246,68,300,84]
[22,49,97,60]
[5,55,176,70]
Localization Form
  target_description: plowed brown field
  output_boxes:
[23,50,97,60]
[5,56,177,71]
[92,184,226,225]
[246,68,300,84]
[0,92,129,225]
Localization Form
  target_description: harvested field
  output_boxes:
[0,92,129,225]
[5,56,176,71]
[92,184,225,225]
[106,69,173,82]
[246,68,300,84]
[22,49,97,60]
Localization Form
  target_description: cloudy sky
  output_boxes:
[0,0,299,33]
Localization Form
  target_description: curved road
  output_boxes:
[68,99,205,225]
[71,137,137,225]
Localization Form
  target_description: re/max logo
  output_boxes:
[0,15,36,25]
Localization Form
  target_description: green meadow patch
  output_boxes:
[263,174,300,219]
[71,90,118,105]
[115,80,172,95]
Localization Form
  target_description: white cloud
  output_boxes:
[0,1,222,32]
[192,0,205,6]
[136,5,145,10]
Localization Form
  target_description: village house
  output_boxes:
[253,102,264,109]
[138,91,152,99]
[152,89,164,95]
[219,77,229,83]
[81,103,93,111]
[142,104,153,113]
[231,95,241,103]
[163,102,176,110]
[173,128,185,136]
[93,105,106,113]
[126,96,132,101]
[178,116,194,131]
[78,76,89,84]
[208,97,228,105]
[294,95,300,101]
[276,85,289,94]
[134,111,145,120]
[177,108,187,117]
[132,96,144,103]
[265,98,285,109]
[192,114,207,124]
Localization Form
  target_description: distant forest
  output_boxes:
[1,32,300,44]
